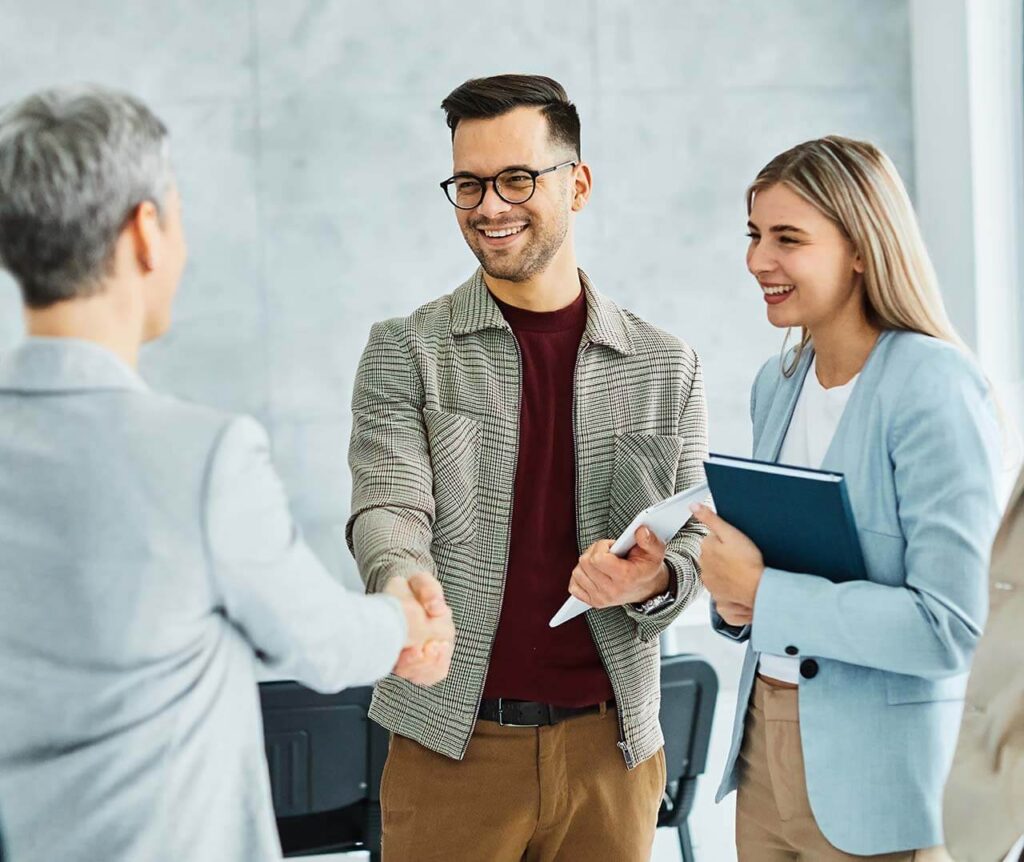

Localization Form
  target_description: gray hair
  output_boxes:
[0,85,173,308]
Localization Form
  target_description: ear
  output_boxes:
[852,249,865,274]
[571,162,592,213]
[127,200,163,273]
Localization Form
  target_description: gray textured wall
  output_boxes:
[0,0,913,585]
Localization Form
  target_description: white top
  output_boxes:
[757,357,859,684]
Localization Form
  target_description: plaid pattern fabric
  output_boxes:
[347,268,708,767]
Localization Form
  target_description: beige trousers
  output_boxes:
[736,676,953,862]
[379,705,665,862]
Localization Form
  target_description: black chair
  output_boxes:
[260,681,386,860]
[657,653,719,862]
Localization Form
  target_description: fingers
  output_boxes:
[579,548,615,588]
[407,571,450,618]
[393,639,453,687]
[634,526,667,558]
[385,573,455,653]
[689,503,733,542]
[423,608,456,646]
[569,565,601,607]
[571,535,669,608]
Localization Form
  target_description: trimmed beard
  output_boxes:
[464,208,570,283]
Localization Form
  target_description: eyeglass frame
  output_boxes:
[439,160,578,210]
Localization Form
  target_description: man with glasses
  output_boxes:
[348,74,708,860]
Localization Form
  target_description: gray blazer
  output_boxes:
[0,338,406,862]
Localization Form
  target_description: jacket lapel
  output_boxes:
[754,344,813,462]
[819,331,893,472]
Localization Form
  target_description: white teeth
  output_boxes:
[483,226,525,238]
[763,284,795,295]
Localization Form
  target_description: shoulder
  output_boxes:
[101,391,259,499]
[879,330,988,402]
[368,298,452,344]
[363,280,472,352]
[204,414,278,497]
[140,396,268,468]
[124,388,242,449]
[616,303,699,371]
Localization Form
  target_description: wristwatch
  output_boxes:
[633,590,674,616]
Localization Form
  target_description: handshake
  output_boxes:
[383,573,456,687]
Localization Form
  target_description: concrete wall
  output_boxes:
[0,0,914,587]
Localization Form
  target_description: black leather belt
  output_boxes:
[477,697,613,727]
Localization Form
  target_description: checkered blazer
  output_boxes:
[346,268,708,767]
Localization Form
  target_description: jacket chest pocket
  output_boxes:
[606,433,684,538]
[423,409,481,546]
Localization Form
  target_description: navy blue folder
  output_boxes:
[703,453,867,582]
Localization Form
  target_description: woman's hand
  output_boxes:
[715,599,754,627]
[690,503,765,611]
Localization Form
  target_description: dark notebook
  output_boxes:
[703,453,867,582]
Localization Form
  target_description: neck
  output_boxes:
[24,286,144,368]
[483,242,582,312]
[808,304,881,388]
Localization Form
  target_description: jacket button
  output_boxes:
[800,659,819,679]
[785,645,798,656]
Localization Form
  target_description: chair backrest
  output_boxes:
[260,682,375,818]
[659,653,718,787]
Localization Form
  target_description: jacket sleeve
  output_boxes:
[346,320,437,593]
[625,350,709,642]
[750,351,1002,678]
[204,416,406,692]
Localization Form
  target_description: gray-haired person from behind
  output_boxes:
[0,85,455,862]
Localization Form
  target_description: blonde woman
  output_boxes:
[691,136,1003,860]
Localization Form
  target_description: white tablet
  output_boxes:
[548,481,710,627]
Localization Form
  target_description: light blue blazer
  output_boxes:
[713,330,1002,855]
[0,338,406,862]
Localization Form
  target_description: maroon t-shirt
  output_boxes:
[482,289,616,708]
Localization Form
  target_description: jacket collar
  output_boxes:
[450,267,635,356]
[754,330,894,464]
[0,337,148,393]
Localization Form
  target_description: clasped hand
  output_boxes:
[690,503,765,627]
[383,573,455,687]
[568,526,671,608]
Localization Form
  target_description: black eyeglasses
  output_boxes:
[439,161,578,210]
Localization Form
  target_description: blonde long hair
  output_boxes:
[747,136,967,376]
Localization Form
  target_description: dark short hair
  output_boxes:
[441,74,580,158]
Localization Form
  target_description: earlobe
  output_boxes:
[571,163,592,213]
